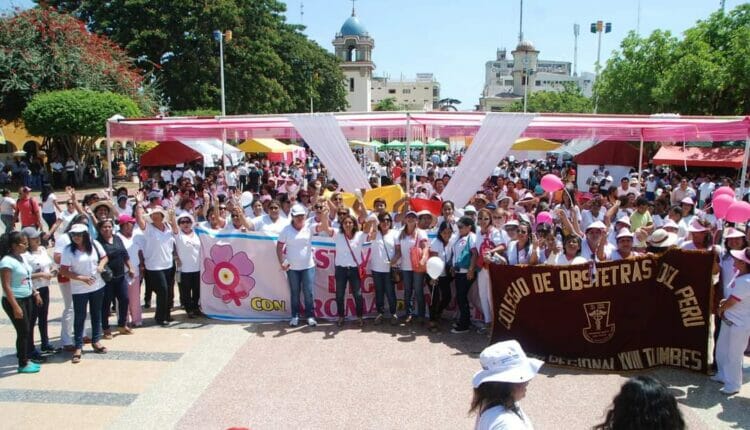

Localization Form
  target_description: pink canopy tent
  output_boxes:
[104,112,750,196]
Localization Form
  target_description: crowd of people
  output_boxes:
[0,147,747,399]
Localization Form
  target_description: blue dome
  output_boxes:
[340,15,368,36]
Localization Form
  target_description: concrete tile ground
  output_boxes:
[0,224,747,429]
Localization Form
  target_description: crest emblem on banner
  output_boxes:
[582,301,615,343]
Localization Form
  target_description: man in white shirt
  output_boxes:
[698,179,715,209]
[160,168,172,184]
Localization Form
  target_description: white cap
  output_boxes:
[586,221,607,231]
[615,216,631,227]
[290,204,306,217]
[68,224,88,234]
[464,205,477,214]
[616,228,634,240]
[472,340,543,388]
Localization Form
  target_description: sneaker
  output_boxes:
[289,317,299,327]
[373,313,384,325]
[710,375,724,383]
[404,315,413,324]
[390,314,399,325]
[451,326,470,334]
[143,302,151,309]
[719,387,740,395]
[336,317,345,327]
[29,353,47,364]
[41,344,61,354]
[477,326,488,335]
[307,317,317,327]
[18,362,40,374]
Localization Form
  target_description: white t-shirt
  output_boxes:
[60,241,106,295]
[174,230,201,273]
[23,248,53,288]
[333,230,369,268]
[545,252,589,266]
[41,194,57,214]
[252,214,289,235]
[117,230,145,271]
[277,223,315,270]
[370,229,399,273]
[142,223,175,271]
[429,237,454,277]
[580,209,605,232]
[476,227,506,257]
[397,228,429,271]
[0,196,15,215]
[725,273,750,327]
[609,250,642,261]
[506,240,532,265]
[477,404,533,430]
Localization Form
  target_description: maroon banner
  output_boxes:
[489,249,714,373]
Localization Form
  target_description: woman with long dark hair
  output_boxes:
[427,221,454,332]
[475,208,506,333]
[59,224,108,363]
[21,227,57,354]
[96,218,135,337]
[470,340,542,429]
[369,211,400,325]
[450,216,477,334]
[0,231,44,373]
[506,221,539,265]
[391,211,429,324]
[594,376,684,429]
[40,184,61,232]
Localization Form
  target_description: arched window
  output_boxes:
[347,46,357,62]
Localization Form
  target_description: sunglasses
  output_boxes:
[219,206,227,210]
[381,219,392,223]
[314,205,324,210]
[70,232,84,237]
[179,219,192,224]
[337,212,348,216]
[478,217,490,221]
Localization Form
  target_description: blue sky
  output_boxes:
[2,0,743,110]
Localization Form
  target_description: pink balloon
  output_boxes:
[536,211,553,225]
[713,186,735,199]
[725,201,750,223]
[540,174,564,193]
[712,194,734,220]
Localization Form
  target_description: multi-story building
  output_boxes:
[371,73,441,111]
[479,41,595,112]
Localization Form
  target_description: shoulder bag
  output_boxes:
[94,242,114,283]
[345,233,370,281]
[383,233,401,283]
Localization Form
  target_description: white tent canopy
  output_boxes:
[179,138,243,167]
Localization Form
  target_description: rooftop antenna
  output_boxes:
[518,0,524,42]
[300,1,304,24]
[351,0,357,16]
[573,23,580,77]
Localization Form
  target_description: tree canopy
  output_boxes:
[41,0,348,114]
[23,89,140,169]
[505,82,592,113]
[373,97,401,112]
[595,4,750,115]
[0,8,157,120]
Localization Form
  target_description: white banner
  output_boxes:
[196,228,482,321]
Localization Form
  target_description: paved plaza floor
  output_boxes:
[0,280,748,430]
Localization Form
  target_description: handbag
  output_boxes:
[382,234,401,283]
[410,245,427,273]
[94,242,114,283]
[345,233,370,281]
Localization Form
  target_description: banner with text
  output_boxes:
[489,249,714,373]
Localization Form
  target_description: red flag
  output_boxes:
[409,198,442,216]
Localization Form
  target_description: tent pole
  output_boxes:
[638,131,644,179]
[221,128,227,168]
[405,113,411,198]
[741,135,750,197]
[106,121,113,198]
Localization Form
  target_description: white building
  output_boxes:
[479,41,595,112]
[371,73,441,111]
[332,11,375,112]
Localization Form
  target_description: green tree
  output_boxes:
[373,97,401,111]
[506,82,592,113]
[23,89,141,181]
[594,30,679,114]
[42,0,347,114]
[595,4,750,115]
[0,8,158,120]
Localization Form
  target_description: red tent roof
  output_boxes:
[140,141,202,167]
[573,140,640,166]
[652,146,746,168]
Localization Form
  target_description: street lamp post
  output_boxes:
[590,20,611,114]
[522,58,534,113]
[213,30,231,166]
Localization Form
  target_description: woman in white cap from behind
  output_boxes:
[470,340,543,429]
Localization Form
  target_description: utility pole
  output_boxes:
[591,20,611,114]
[573,24,580,77]
[518,0,524,42]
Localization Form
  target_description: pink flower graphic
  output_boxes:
[202,244,255,306]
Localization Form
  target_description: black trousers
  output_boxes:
[428,275,453,322]
[454,273,472,330]
[34,287,50,347]
[2,296,35,367]
[178,271,201,312]
[145,269,172,323]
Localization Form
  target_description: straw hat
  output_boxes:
[647,229,679,248]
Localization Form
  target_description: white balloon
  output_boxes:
[426,256,445,279]
[240,191,254,207]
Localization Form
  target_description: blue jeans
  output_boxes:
[102,276,129,329]
[372,271,397,315]
[335,266,363,317]
[402,270,426,318]
[73,288,104,349]
[287,267,315,318]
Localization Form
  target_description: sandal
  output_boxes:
[336,317,344,327]
[92,344,108,354]
[72,352,82,364]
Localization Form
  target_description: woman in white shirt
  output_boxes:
[135,204,176,327]
[715,248,750,395]
[321,212,374,327]
[475,208,507,333]
[59,224,108,363]
[276,205,318,327]
[40,185,61,231]
[0,188,16,233]
[450,216,477,334]
[427,221,454,332]
[116,214,145,327]
[21,227,56,353]
[369,212,400,325]
[169,212,202,319]
[506,222,539,265]
[546,235,589,266]
[391,211,429,324]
